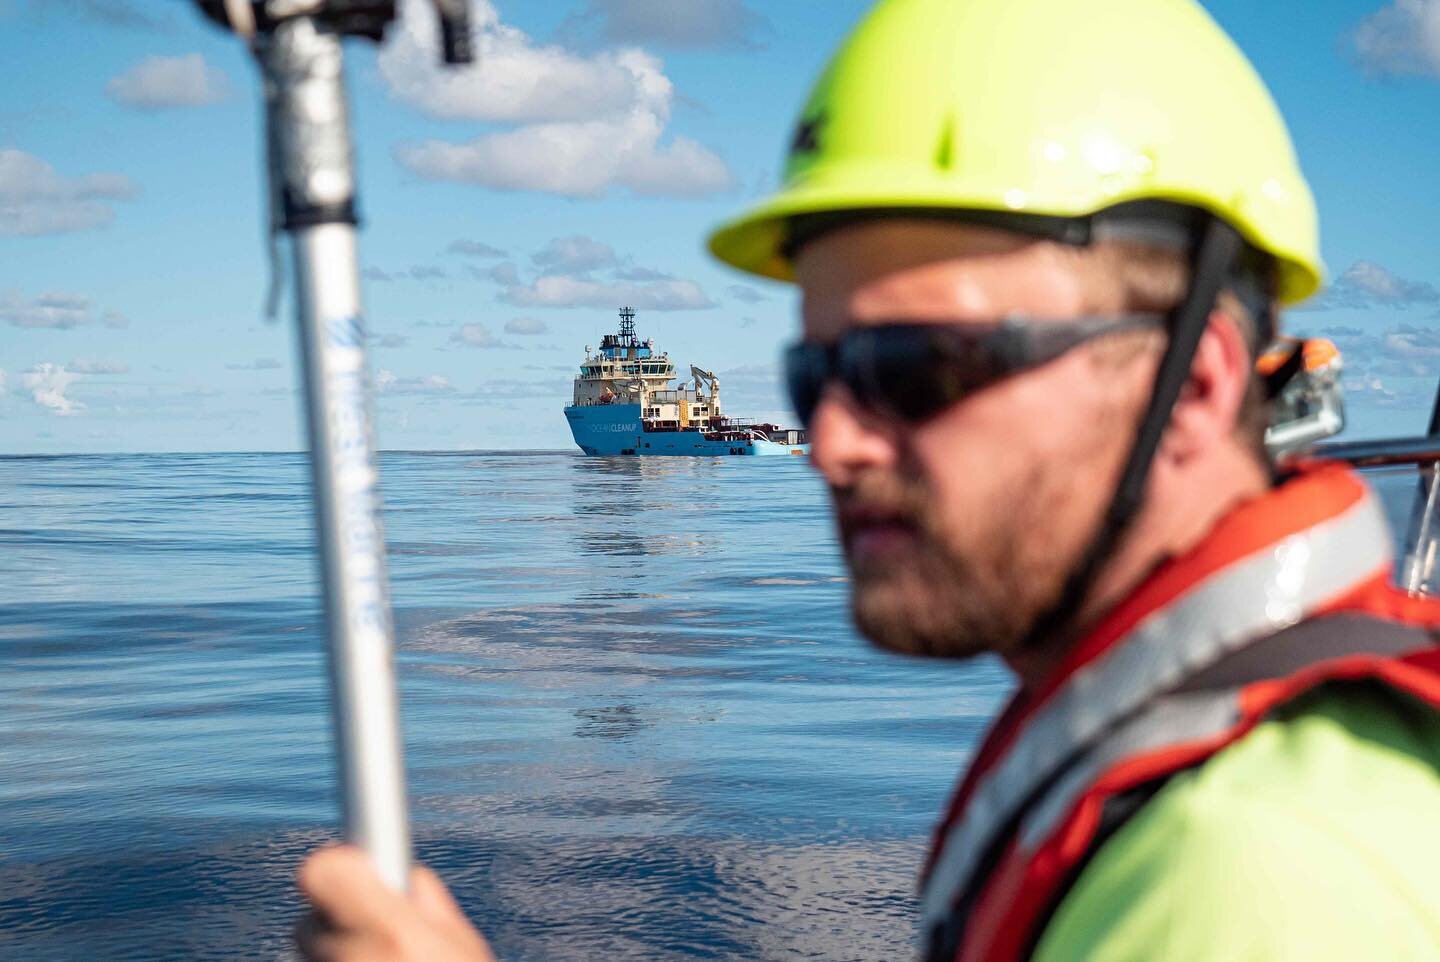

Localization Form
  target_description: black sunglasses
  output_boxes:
[783,314,1166,428]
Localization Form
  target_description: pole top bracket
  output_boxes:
[195,0,473,63]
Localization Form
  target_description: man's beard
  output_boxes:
[835,464,1076,660]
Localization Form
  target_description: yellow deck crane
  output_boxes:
[690,365,721,424]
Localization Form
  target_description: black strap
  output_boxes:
[1022,218,1244,650]
[1261,339,1306,400]
[1178,614,1436,693]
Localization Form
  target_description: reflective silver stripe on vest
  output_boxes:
[920,489,1392,930]
[1015,690,1239,851]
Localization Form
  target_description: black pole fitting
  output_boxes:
[194,0,472,63]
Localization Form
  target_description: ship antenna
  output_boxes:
[619,305,636,342]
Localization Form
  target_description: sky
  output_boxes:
[4,0,1440,453]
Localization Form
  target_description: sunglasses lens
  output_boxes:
[849,327,1011,423]
[783,343,829,427]
[786,325,1024,429]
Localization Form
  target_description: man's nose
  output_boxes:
[808,386,900,486]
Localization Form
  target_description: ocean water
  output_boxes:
[0,452,1013,962]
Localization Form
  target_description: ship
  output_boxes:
[564,308,811,457]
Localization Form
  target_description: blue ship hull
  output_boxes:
[565,404,809,457]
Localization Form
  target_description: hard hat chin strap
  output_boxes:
[1022,216,1246,652]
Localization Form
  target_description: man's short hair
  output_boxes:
[1090,239,1273,458]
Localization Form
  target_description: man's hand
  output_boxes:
[295,845,497,962]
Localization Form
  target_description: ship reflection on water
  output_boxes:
[573,700,652,740]
[570,455,725,563]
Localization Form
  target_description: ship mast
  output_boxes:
[617,306,643,405]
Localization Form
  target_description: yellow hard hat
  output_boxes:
[708,0,1322,305]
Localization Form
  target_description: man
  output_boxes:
[297,0,1440,959]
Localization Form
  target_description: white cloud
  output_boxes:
[0,149,136,236]
[1305,260,1440,310]
[714,361,792,420]
[381,0,643,122]
[565,0,768,49]
[365,264,448,281]
[532,235,618,273]
[1342,370,1422,408]
[387,0,734,198]
[376,369,456,395]
[501,275,715,311]
[504,317,549,335]
[449,322,517,349]
[1354,0,1440,76]
[468,262,521,285]
[0,290,97,328]
[1384,324,1440,357]
[726,283,767,303]
[468,377,570,400]
[400,119,732,198]
[614,265,674,281]
[106,54,230,109]
[1340,260,1439,304]
[479,237,715,309]
[21,363,84,415]
[447,239,507,258]
[718,362,782,389]
[226,357,284,371]
[67,359,129,374]
[615,135,735,197]
[1298,321,1440,384]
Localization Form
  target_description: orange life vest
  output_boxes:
[920,462,1440,962]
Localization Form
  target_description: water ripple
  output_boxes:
[0,452,1014,960]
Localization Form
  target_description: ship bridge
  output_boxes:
[570,308,721,430]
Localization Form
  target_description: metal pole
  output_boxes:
[261,16,411,890]
[1395,362,1440,596]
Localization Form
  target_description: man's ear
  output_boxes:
[1163,308,1252,463]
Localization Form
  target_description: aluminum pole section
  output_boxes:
[260,16,411,891]
[1403,355,1440,595]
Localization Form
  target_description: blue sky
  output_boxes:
[3,0,1440,453]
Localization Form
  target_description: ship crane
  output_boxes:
[690,365,721,414]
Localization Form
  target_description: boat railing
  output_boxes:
[710,416,765,428]
[1313,435,1440,597]
[1315,436,1440,469]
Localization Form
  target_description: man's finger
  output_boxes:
[294,910,346,962]
[297,845,409,931]
[296,909,404,962]
[410,865,465,922]
[410,866,498,961]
